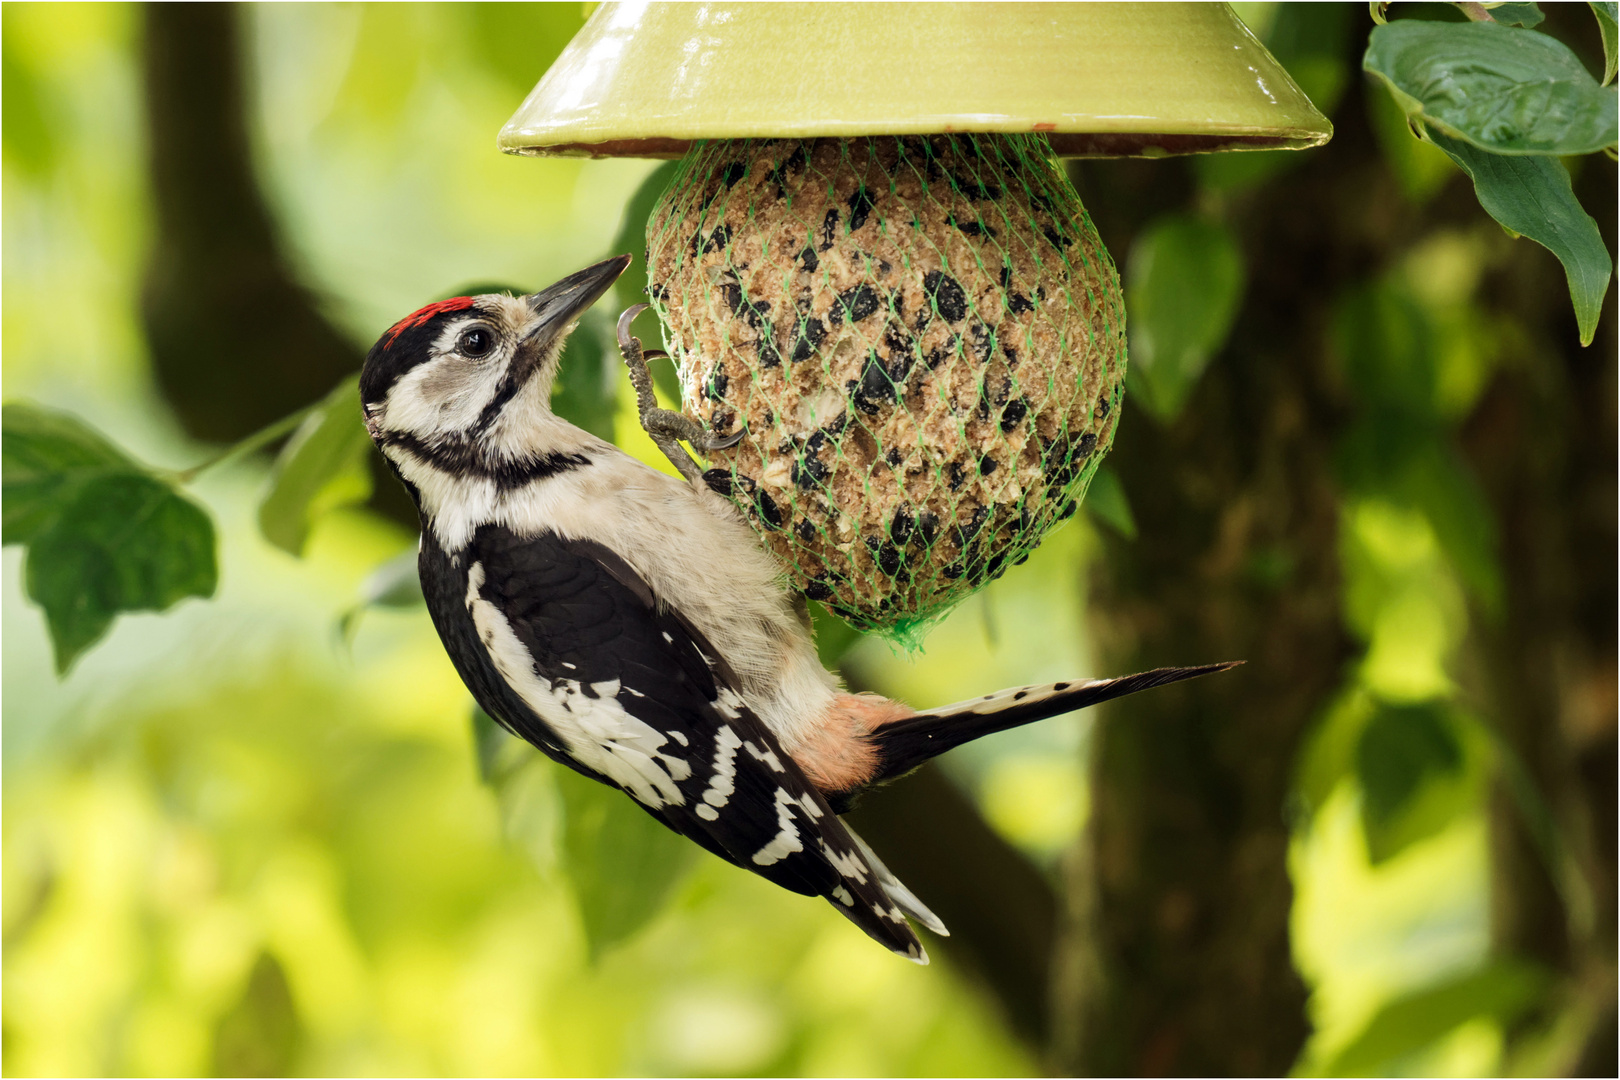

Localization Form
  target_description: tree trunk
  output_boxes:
[1053,59,1396,1079]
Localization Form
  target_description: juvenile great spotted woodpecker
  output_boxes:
[360,254,1237,962]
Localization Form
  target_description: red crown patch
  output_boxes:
[384,296,477,346]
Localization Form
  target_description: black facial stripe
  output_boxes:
[472,372,525,436]
[382,430,590,488]
[471,338,549,436]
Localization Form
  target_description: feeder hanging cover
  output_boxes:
[646,135,1125,637]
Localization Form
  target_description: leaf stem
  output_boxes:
[171,404,316,484]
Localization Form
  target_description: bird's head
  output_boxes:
[360,254,630,467]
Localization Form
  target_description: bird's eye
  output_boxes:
[458,327,495,358]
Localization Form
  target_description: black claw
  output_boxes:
[616,304,650,352]
[709,427,747,450]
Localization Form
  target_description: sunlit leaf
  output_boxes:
[1478,2,1544,28]
[1,14,56,178]
[1124,214,1245,422]
[1424,129,1612,345]
[1084,465,1136,539]
[258,375,372,557]
[1327,960,1549,1075]
[211,953,302,1077]
[1355,702,1471,862]
[26,472,217,674]
[1593,1,1618,85]
[3,404,218,673]
[555,764,697,959]
[1365,20,1619,155]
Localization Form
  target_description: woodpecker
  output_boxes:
[360,254,1237,963]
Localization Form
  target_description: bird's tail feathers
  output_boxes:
[843,824,948,938]
[869,662,1242,785]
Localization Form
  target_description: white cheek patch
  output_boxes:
[385,353,509,439]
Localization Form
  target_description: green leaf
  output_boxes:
[550,310,617,442]
[1327,960,1549,1075]
[470,705,525,786]
[1369,83,1460,204]
[1124,214,1245,422]
[1332,278,1439,415]
[1479,2,1544,28]
[1,14,57,178]
[1424,129,1612,345]
[2,404,218,672]
[1364,21,1619,155]
[2,403,136,543]
[612,160,683,403]
[26,472,217,673]
[462,2,587,101]
[1355,702,1465,862]
[337,548,424,644]
[257,376,373,557]
[1594,1,1619,85]
[554,764,696,959]
[1083,465,1137,538]
[808,600,863,668]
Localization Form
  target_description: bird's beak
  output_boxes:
[521,253,633,350]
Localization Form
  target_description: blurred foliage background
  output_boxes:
[2,3,1613,1077]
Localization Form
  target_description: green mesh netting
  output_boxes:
[646,134,1126,640]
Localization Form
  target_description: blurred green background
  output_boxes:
[3,3,1613,1077]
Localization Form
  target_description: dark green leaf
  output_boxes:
[612,160,680,314]
[1332,279,1438,415]
[258,376,373,557]
[1425,129,1612,345]
[612,161,683,403]
[1400,442,1503,613]
[1327,960,1549,1075]
[1124,214,1245,422]
[551,310,617,442]
[1083,465,1137,538]
[1355,702,1464,862]
[337,548,424,644]
[26,472,217,673]
[1365,21,1619,155]
[1367,77,1458,204]
[1479,2,1544,28]
[1594,1,1619,85]
[470,705,524,786]
[809,600,863,668]
[2,403,136,543]
[554,764,696,959]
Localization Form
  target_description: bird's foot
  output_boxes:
[617,305,745,481]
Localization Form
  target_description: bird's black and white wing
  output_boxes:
[419,523,930,961]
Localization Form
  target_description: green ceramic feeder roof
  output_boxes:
[498,1,1333,159]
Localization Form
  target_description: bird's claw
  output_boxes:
[615,305,742,482]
